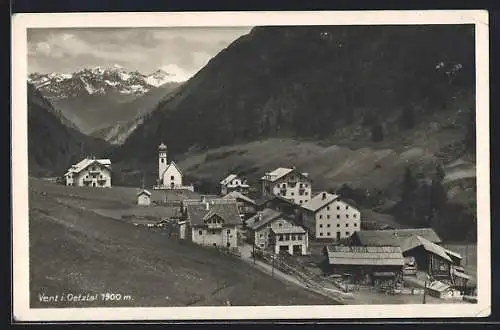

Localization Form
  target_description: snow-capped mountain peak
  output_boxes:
[27,66,185,100]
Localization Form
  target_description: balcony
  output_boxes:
[207,222,223,229]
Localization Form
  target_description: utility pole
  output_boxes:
[253,239,256,264]
[271,253,275,277]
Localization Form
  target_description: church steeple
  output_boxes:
[158,142,168,182]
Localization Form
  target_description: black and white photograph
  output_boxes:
[12,10,490,321]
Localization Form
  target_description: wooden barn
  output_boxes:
[348,228,442,247]
[322,245,405,288]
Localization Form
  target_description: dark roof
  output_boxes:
[401,235,452,262]
[324,245,405,266]
[185,200,241,226]
[222,191,256,205]
[351,228,442,246]
[255,194,297,207]
[246,208,283,230]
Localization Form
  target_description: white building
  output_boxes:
[155,142,194,191]
[137,189,151,206]
[64,156,112,187]
[260,167,312,205]
[220,174,250,195]
[300,191,361,240]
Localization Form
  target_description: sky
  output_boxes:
[27,27,253,80]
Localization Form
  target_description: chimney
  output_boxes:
[257,212,262,222]
[322,192,327,200]
[291,166,296,170]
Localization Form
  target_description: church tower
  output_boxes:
[158,142,168,182]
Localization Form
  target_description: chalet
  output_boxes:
[155,142,194,191]
[182,199,240,249]
[246,208,283,249]
[137,189,152,206]
[400,235,463,282]
[260,167,312,205]
[348,228,442,247]
[322,245,405,287]
[300,191,361,240]
[64,156,112,187]
[220,174,250,195]
[246,208,308,255]
[222,191,257,220]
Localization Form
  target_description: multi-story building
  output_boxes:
[246,208,308,255]
[64,156,112,187]
[220,174,250,195]
[260,167,312,205]
[182,198,240,249]
[300,191,361,240]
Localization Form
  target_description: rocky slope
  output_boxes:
[28,66,183,133]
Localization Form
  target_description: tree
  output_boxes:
[401,166,418,200]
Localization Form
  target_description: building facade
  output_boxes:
[137,189,151,206]
[260,167,312,205]
[220,174,250,195]
[246,208,283,249]
[64,157,112,187]
[182,199,240,249]
[301,192,361,240]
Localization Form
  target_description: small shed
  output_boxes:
[137,189,152,206]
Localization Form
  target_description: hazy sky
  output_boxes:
[27,27,253,80]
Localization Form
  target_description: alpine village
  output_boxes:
[28,25,478,307]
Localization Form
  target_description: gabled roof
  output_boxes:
[137,189,151,197]
[246,208,283,230]
[66,157,111,175]
[324,245,405,266]
[301,191,339,212]
[185,200,241,226]
[220,174,238,185]
[351,228,442,246]
[222,191,256,205]
[401,235,452,262]
[261,167,294,182]
[161,161,183,177]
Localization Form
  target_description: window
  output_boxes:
[354,223,358,227]
[337,206,340,210]
[298,235,302,240]
[279,235,284,241]
[291,192,295,196]
[300,183,303,188]
[305,192,308,195]
[319,232,323,236]
[260,243,264,247]
[291,235,296,240]
[337,215,340,219]
[279,223,283,227]
[319,215,323,219]
[327,224,331,228]
[327,206,330,210]
[161,158,165,163]
[319,224,323,228]
[346,232,350,236]
[299,200,303,204]
[282,183,286,188]
[353,214,357,218]
[346,205,349,210]
[346,224,349,227]
[227,243,231,248]
[327,232,331,236]
[299,191,304,196]
[305,184,308,188]
[346,214,349,218]
[337,224,340,227]
[213,243,217,247]
[260,233,263,238]
[170,175,174,181]
[285,234,290,241]
[327,215,330,219]
[199,230,203,235]
[227,229,231,234]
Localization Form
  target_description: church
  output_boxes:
[154,142,194,191]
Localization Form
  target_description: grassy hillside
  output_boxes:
[116,24,475,163]
[29,178,337,307]
[28,84,113,177]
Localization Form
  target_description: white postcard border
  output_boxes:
[12,10,491,321]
